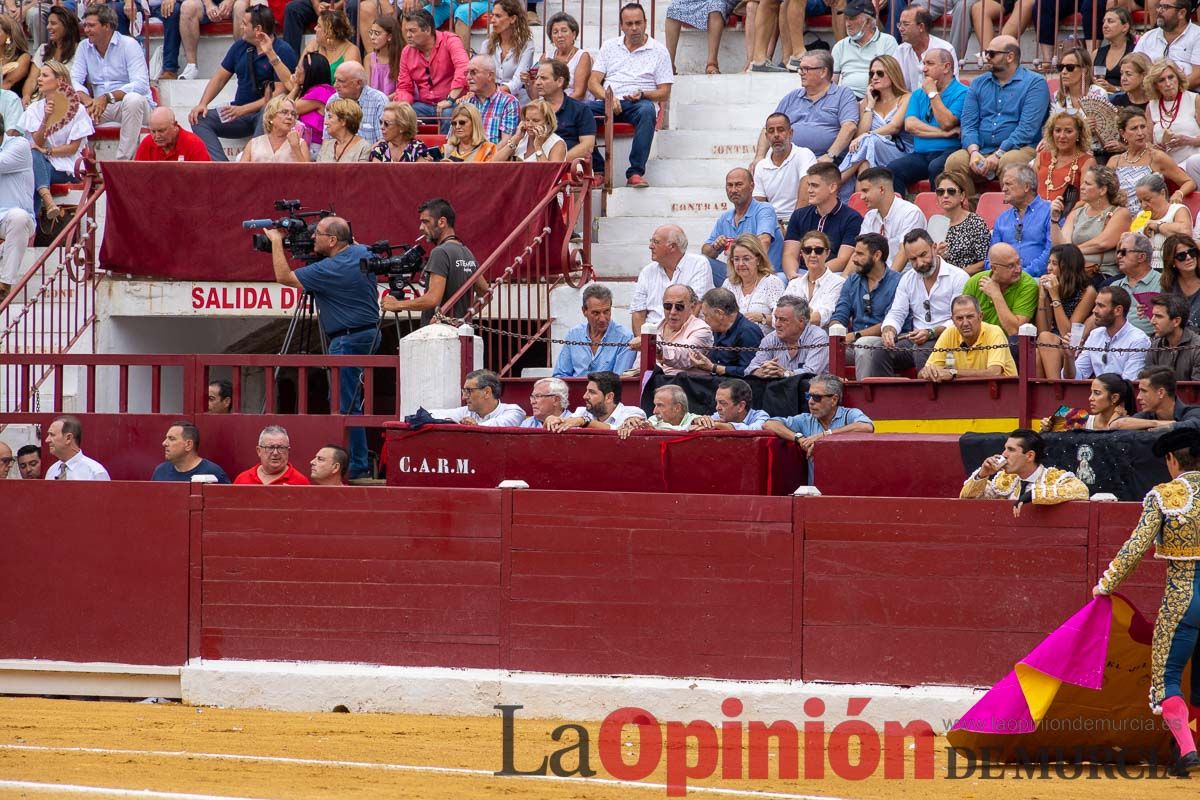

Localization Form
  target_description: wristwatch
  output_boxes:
[928,90,939,99]
[793,433,802,444]
[948,368,958,379]
[105,92,115,104]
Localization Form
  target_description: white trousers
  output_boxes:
[0,208,34,286]
[100,94,150,161]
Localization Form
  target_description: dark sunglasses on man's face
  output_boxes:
[1176,248,1200,262]
[935,187,959,196]
[802,246,827,255]
[663,301,688,311]
[983,49,1007,59]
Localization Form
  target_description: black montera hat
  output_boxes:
[1152,426,1200,457]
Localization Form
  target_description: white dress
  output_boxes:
[722,274,785,333]
[1150,90,1200,163]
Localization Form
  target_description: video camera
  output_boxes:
[243,199,335,263]
[360,238,426,298]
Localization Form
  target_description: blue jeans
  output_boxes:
[328,327,377,478]
[587,97,655,180]
[888,150,953,195]
[411,101,453,135]
[31,151,74,217]
[155,2,207,73]
[192,107,261,161]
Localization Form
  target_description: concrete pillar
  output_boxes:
[398,323,483,417]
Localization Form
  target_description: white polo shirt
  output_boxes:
[861,197,928,270]
[593,35,674,100]
[754,144,818,219]
[630,253,715,327]
[1134,23,1200,75]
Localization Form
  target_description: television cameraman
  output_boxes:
[267,216,378,480]
[380,198,488,325]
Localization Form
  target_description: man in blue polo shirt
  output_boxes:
[754,49,859,165]
[534,60,596,164]
[782,162,863,279]
[187,6,298,161]
[762,373,874,480]
[701,168,783,285]
[888,47,967,194]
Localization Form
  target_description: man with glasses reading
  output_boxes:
[1111,231,1162,337]
[944,35,1050,195]
[1074,285,1150,381]
[429,369,526,427]
[860,228,968,377]
[233,425,310,485]
[1134,0,1200,90]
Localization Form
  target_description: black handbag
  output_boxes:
[1059,182,1080,220]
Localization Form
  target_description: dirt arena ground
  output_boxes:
[0,697,1195,799]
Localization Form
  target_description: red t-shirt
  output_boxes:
[134,129,212,162]
[233,463,311,485]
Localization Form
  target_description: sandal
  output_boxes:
[706,62,720,74]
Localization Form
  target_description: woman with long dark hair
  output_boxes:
[1042,373,1133,430]
[22,7,78,104]
[291,51,335,154]
[1036,243,1098,378]
[1162,234,1200,330]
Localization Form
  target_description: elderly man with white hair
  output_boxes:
[522,378,575,428]
[328,61,389,145]
[618,385,699,439]
[629,224,715,346]
[460,55,519,145]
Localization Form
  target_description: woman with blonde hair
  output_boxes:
[1145,59,1200,180]
[240,95,309,163]
[317,98,370,162]
[1051,164,1132,280]
[494,100,566,162]
[445,104,497,163]
[1111,52,1150,112]
[370,102,430,162]
[839,54,911,188]
[20,59,92,221]
[1035,111,1094,205]
[1051,47,1107,114]
[486,0,535,104]
[721,233,784,332]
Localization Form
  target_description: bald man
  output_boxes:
[630,223,716,340]
[0,441,12,479]
[330,61,388,144]
[963,242,1040,337]
[701,168,784,285]
[459,55,519,144]
[135,108,212,162]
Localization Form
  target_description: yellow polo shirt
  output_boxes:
[925,322,1017,376]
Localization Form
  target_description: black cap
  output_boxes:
[844,0,872,17]
[1152,426,1200,457]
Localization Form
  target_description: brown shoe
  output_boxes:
[157,70,177,80]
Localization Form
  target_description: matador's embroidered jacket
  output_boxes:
[959,464,1091,504]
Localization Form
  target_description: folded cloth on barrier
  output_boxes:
[98,162,570,281]
[640,370,813,417]
[947,594,1174,765]
[960,430,1171,502]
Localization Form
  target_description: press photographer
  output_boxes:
[266,215,378,480]
[380,198,488,325]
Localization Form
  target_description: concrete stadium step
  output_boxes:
[669,101,781,132]
[591,242,658,278]
[596,216,718,247]
[668,73,798,106]
[653,130,760,161]
[156,79,236,109]
[605,186,730,218]
[643,156,751,186]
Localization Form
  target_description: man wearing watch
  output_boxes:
[858,228,968,378]
[918,294,1017,382]
[751,50,858,174]
[71,5,152,161]
[762,374,875,461]
[395,10,469,134]
[887,47,967,195]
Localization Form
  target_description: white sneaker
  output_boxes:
[179,63,198,80]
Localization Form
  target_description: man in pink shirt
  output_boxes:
[656,284,714,376]
[394,9,469,132]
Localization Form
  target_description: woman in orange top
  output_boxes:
[1036,110,1095,206]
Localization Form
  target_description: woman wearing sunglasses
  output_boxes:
[722,234,784,333]
[1051,164,1132,280]
[1110,108,1194,215]
[1035,243,1098,378]
[1146,59,1200,179]
[1162,234,1200,330]
[783,230,845,328]
[932,171,989,275]
[838,55,912,189]
[1051,47,1107,114]
[1135,173,1193,272]
[444,105,499,163]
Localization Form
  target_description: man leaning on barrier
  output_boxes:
[691,378,769,431]
[763,374,875,457]
[618,385,698,438]
[546,370,646,432]
[1109,366,1200,431]
[918,295,1017,382]
[960,427,1089,516]
[429,369,526,427]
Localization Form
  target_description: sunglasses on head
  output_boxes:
[802,245,827,255]
[663,301,688,311]
[1176,248,1200,262]
[935,186,959,196]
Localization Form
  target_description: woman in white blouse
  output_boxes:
[783,230,845,328]
[721,234,784,333]
[494,100,566,162]
[21,59,93,222]
[486,0,535,104]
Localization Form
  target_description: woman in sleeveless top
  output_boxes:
[1052,164,1132,279]
[240,96,309,163]
[1110,108,1195,215]
[1110,52,1151,113]
[544,13,593,100]
[1035,110,1094,205]
[839,55,911,187]
[1146,59,1200,179]
[297,9,359,89]
[1135,173,1193,272]
[1035,244,1098,378]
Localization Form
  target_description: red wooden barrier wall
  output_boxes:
[0,484,1162,689]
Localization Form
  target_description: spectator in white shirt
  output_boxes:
[858,228,969,377]
[1133,1,1200,90]
[545,370,647,431]
[893,6,958,95]
[43,415,110,480]
[0,125,33,302]
[753,112,817,223]
[428,369,526,427]
[70,5,150,161]
[856,165,928,271]
[521,378,576,428]
[1074,285,1151,381]
[784,230,846,327]
[586,3,673,188]
[629,223,715,339]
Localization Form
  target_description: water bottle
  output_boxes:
[945,351,957,373]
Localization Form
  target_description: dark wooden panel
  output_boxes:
[507,600,793,633]
[201,533,501,561]
[203,603,498,636]
[804,541,1085,579]
[202,630,500,667]
[204,555,501,584]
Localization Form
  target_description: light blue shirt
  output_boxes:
[325,85,389,144]
[905,79,968,154]
[960,67,1050,155]
[770,405,874,435]
[1074,321,1150,381]
[0,90,25,135]
[552,321,636,377]
[714,408,770,430]
[0,136,33,217]
[707,199,784,273]
[521,410,576,428]
[990,195,1053,277]
[71,31,151,100]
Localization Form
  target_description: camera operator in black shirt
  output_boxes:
[381,198,488,325]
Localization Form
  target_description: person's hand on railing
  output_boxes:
[617,416,649,440]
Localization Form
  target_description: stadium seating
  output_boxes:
[976,192,1006,226]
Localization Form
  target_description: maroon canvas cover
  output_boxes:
[99,162,569,281]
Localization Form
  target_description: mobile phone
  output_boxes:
[426,146,443,162]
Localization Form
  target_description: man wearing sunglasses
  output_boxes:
[944,35,1049,194]
[1145,294,1200,382]
[655,284,715,376]
[1111,231,1162,337]
[762,373,874,459]
[1133,0,1200,90]
[1074,285,1150,382]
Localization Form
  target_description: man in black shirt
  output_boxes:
[382,198,488,325]
[532,59,596,166]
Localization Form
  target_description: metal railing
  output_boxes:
[440,158,595,376]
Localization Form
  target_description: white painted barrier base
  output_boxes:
[182,661,984,733]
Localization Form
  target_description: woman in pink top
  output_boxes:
[365,15,401,97]
[292,52,336,151]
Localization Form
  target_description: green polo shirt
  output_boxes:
[963,270,1040,329]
